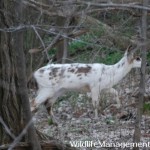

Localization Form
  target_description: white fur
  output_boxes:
[31,49,141,119]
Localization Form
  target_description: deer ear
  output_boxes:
[127,45,133,54]
[125,45,133,56]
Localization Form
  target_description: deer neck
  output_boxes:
[111,56,132,84]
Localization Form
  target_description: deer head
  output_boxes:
[125,45,142,68]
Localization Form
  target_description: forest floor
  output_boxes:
[31,71,150,150]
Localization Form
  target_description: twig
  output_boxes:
[31,25,51,61]
[0,116,16,140]
[8,119,33,150]
[32,25,45,49]
[77,1,150,11]
[43,32,61,62]
[22,0,58,16]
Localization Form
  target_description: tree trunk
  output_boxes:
[0,0,22,144]
[12,1,41,150]
[56,17,66,63]
[0,1,41,149]
[133,0,148,149]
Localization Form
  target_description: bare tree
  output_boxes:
[0,0,22,144]
[0,0,41,149]
[133,0,148,149]
[13,1,41,150]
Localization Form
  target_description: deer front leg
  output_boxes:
[91,88,100,118]
[31,88,51,112]
[45,99,59,125]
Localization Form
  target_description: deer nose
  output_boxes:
[146,62,149,66]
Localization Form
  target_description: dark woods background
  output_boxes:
[0,0,149,150]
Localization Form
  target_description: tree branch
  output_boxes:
[0,116,16,140]
[8,119,32,150]
[77,1,150,11]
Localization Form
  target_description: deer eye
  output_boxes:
[136,57,141,61]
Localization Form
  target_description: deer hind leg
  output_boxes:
[91,88,100,118]
[45,88,66,125]
[45,97,58,125]
[105,88,121,108]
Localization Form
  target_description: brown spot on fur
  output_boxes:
[52,67,59,74]
[50,67,60,77]
[77,74,82,77]
[122,62,125,66]
[68,68,75,73]
[49,72,52,76]
[49,77,53,80]
[76,66,91,74]
[82,85,90,92]
[99,78,101,82]
[58,73,62,76]
[39,69,45,73]
[79,77,82,79]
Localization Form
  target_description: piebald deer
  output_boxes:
[31,46,142,122]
